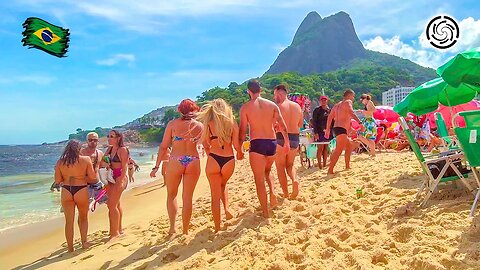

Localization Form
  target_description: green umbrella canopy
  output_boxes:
[437,47,480,87]
[393,77,479,116]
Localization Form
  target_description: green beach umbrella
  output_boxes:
[437,47,480,87]
[393,77,480,117]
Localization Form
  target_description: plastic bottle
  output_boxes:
[356,188,363,199]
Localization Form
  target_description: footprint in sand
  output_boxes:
[162,252,180,263]
[392,225,415,243]
[371,249,389,265]
[80,254,94,261]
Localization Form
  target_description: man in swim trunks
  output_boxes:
[273,84,303,199]
[324,89,363,175]
[239,79,290,218]
[80,132,104,174]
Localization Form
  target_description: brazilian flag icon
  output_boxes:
[22,17,70,57]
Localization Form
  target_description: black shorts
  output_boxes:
[276,133,300,149]
[249,139,277,156]
[333,127,347,136]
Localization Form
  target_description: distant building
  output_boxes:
[382,86,414,107]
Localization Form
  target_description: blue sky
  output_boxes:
[0,0,479,144]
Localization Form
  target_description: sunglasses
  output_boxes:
[107,135,116,138]
[88,139,98,142]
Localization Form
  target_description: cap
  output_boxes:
[320,95,328,101]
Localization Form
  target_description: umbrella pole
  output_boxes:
[444,90,455,127]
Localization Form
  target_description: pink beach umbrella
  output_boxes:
[426,100,480,128]
[374,106,400,123]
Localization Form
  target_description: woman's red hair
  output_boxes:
[177,99,199,115]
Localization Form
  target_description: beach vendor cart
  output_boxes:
[298,128,334,169]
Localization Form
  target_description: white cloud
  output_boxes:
[96,84,107,89]
[96,54,136,66]
[17,0,259,34]
[364,35,446,68]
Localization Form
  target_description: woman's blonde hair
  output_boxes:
[196,98,235,147]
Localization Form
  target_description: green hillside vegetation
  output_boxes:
[137,108,181,142]
[69,127,110,141]
[197,66,435,112]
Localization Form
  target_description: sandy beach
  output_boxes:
[2,152,480,269]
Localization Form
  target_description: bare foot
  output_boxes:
[270,194,278,208]
[82,241,92,249]
[225,210,234,220]
[67,247,74,253]
[168,228,176,235]
[109,234,121,241]
[290,181,299,199]
[327,170,335,175]
[280,193,289,198]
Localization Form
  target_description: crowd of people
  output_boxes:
[53,79,445,252]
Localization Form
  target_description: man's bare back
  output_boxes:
[241,97,278,140]
[277,99,303,134]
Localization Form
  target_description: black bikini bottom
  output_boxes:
[62,185,88,196]
[209,153,234,169]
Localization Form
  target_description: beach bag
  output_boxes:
[427,158,469,179]
[98,167,115,184]
[87,181,108,212]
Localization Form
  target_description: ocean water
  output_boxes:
[0,145,158,231]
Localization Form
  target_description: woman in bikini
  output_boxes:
[150,99,203,235]
[104,130,129,239]
[160,147,171,187]
[54,140,97,252]
[358,94,378,157]
[197,98,243,232]
[126,148,139,183]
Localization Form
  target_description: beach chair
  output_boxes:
[434,112,459,149]
[375,126,388,152]
[453,110,480,217]
[399,117,475,207]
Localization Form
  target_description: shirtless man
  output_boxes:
[80,132,104,173]
[239,79,290,218]
[273,84,303,199]
[324,89,363,175]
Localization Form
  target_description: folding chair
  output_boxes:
[434,112,460,149]
[399,117,475,207]
[375,126,388,152]
[453,110,480,217]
